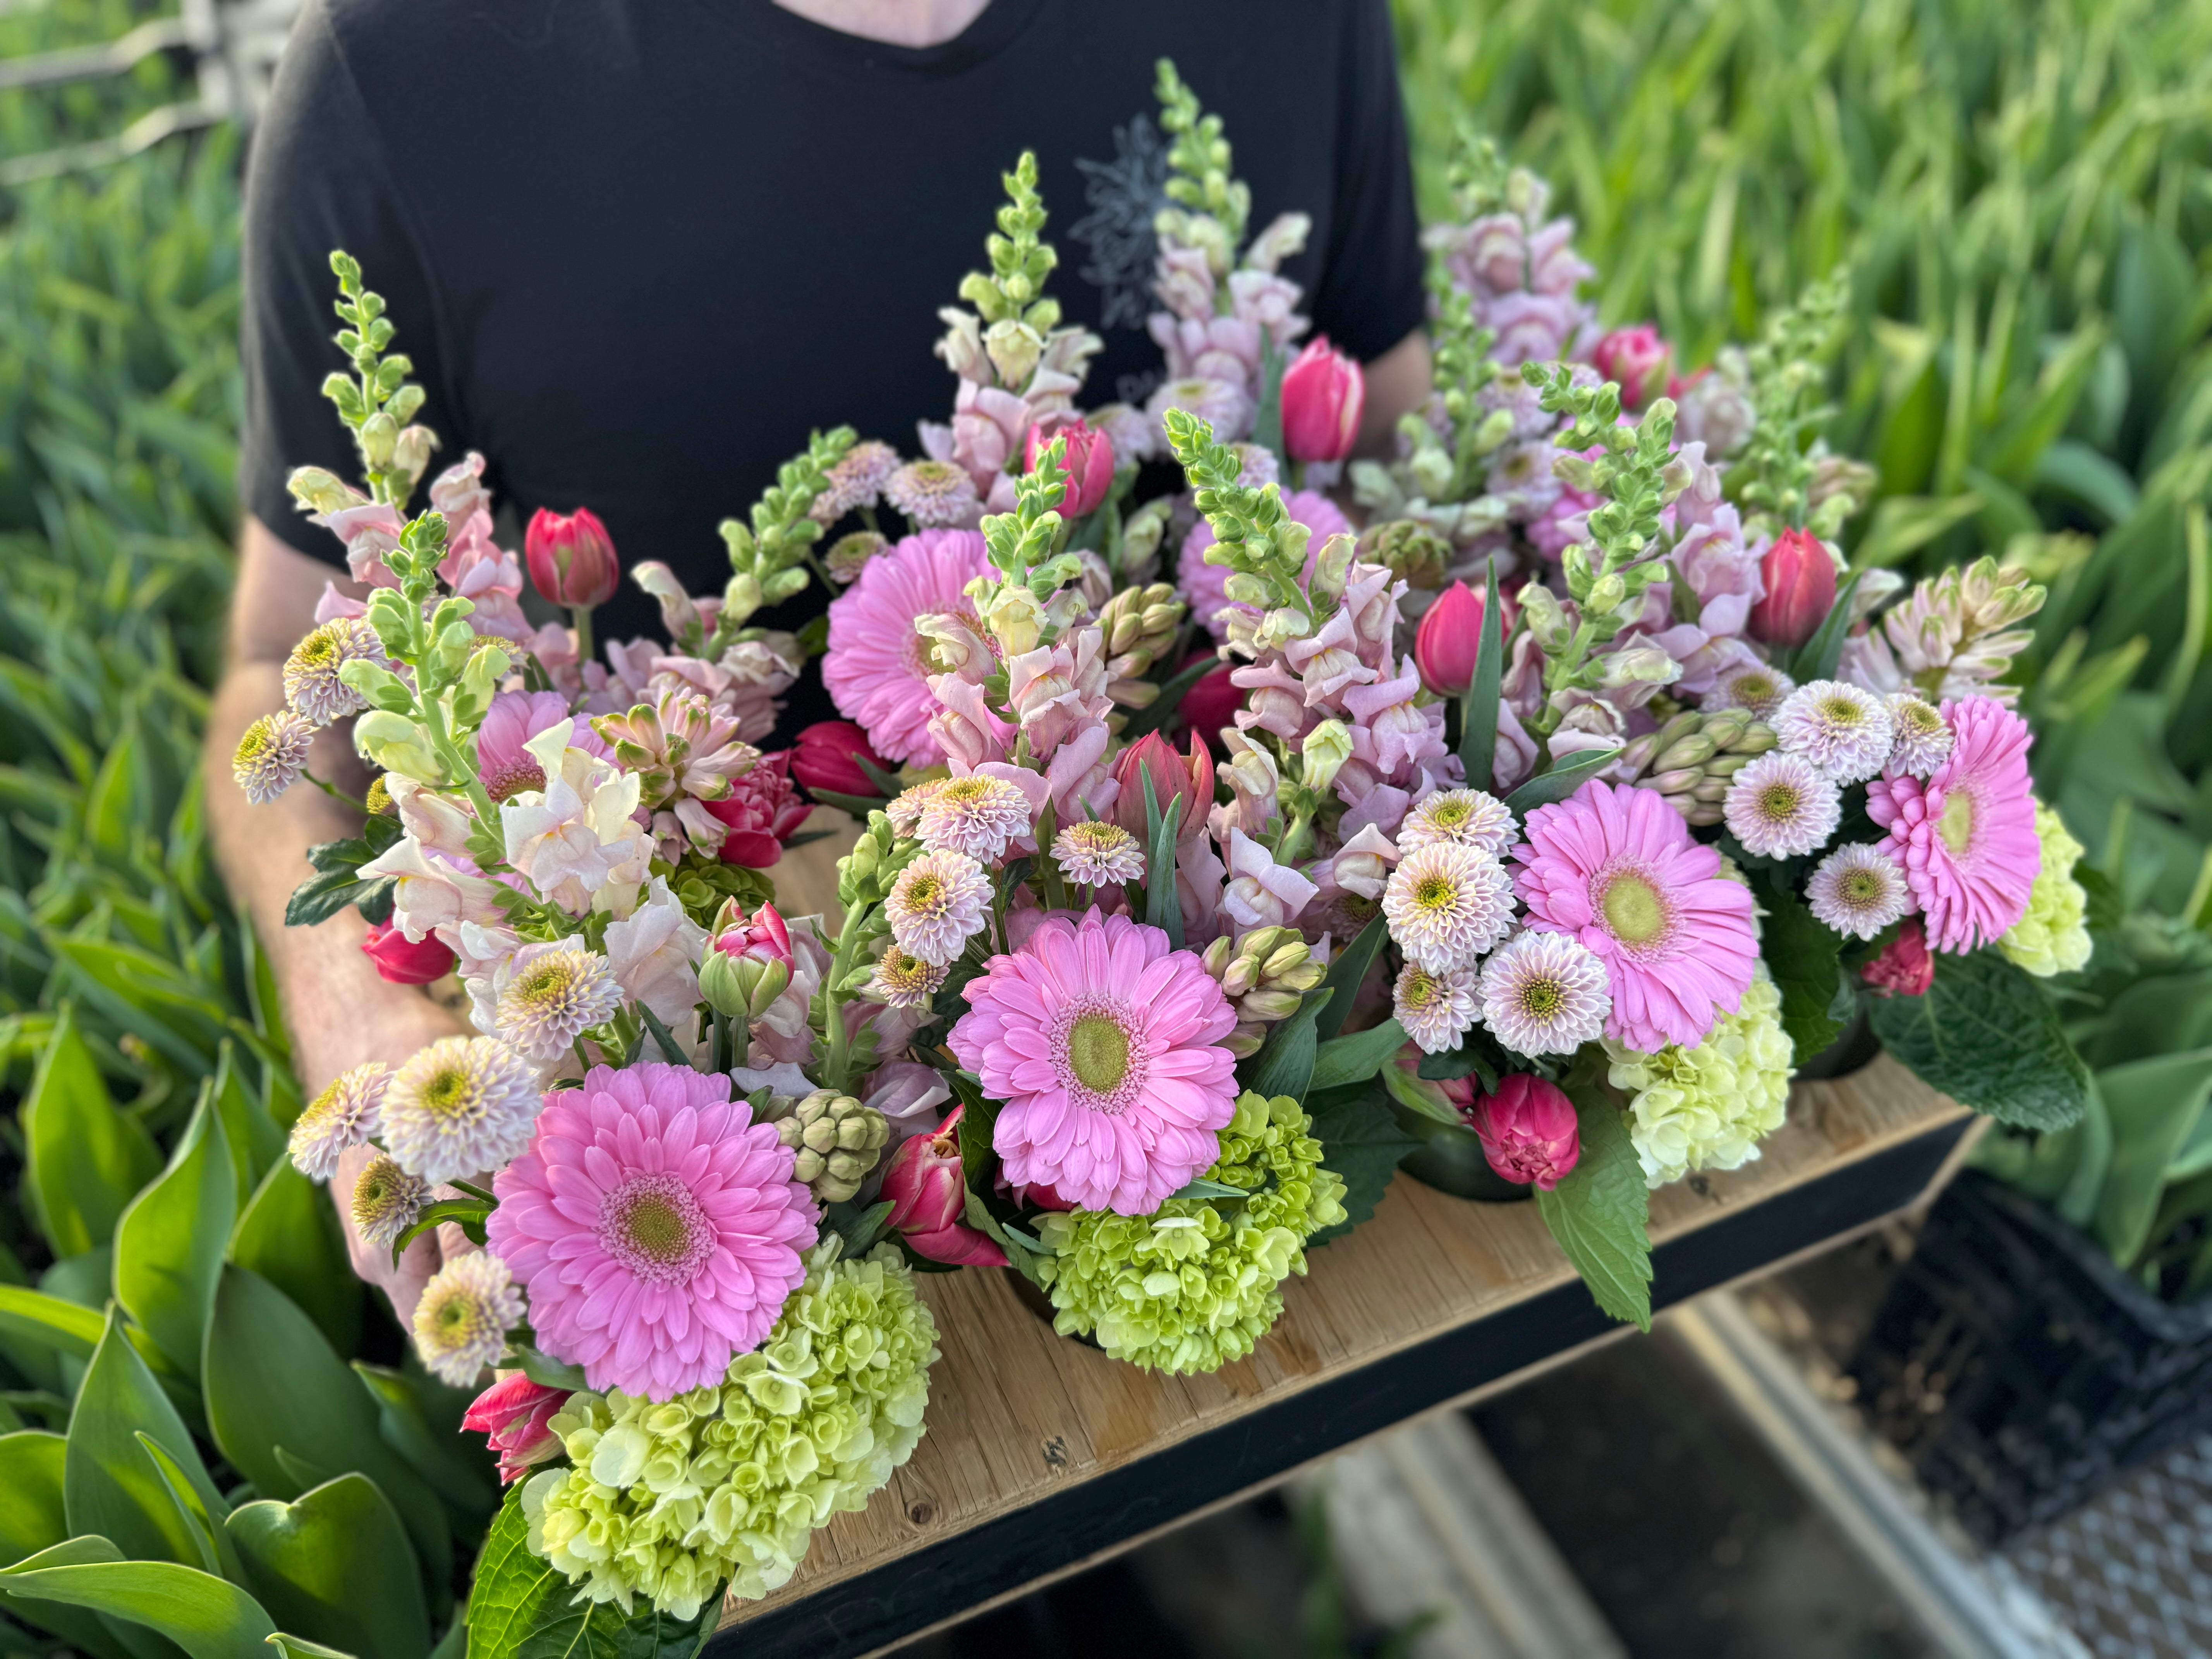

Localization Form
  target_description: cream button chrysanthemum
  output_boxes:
[915,772,1034,862]
[1722,751,1841,858]
[884,849,992,967]
[1393,961,1482,1054]
[1773,678,1894,783]
[1805,843,1911,940]
[1382,842,1517,972]
[1396,788,1518,859]
[349,1153,430,1254]
[377,1035,543,1185]
[288,1061,389,1181]
[1053,818,1147,887]
[232,710,317,805]
[1477,929,1611,1056]
[412,1250,526,1387]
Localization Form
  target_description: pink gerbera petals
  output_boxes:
[486,1061,817,1402]
[947,908,1240,1215]
[1510,780,1759,1053]
[821,529,992,765]
[1866,696,2040,952]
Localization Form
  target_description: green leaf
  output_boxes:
[828,1199,894,1258]
[1167,1177,1247,1201]
[1503,749,1621,816]
[114,1087,236,1381]
[1456,557,1504,792]
[1869,951,2090,1130]
[283,870,375,929]
[1309,1020,1409,1092]
[350,1365,498,1520]
[21,1004,162,1257]
[1759,882,1846,1062]
[136,1432,244,1582]
[1140,770,1183,950]
[65,1309,230,1570]
[1534,1092,1652,1331]
[1305,1083,1421,1246]
[2092,1047,2212,1266]
[802,787,890,818]
[0,1285,106,1361]
[1118,653,1219,743]
[1239,988,1333,1102]
[507,1346,590,1395]
[1782,570,1864,684]
[229,1162,362,1359]
[390,1200,493,1264]
[227,1475,429,1659]
[1380,1054,1464,1125]
[1313,912,1386,1044]
[0,1535,135,1659]
[465,1486,713,1659]
[265,1638,360,1658]
[210,1044,285,1196]
[0,1560,277,1659]
[0,1431,69,1565]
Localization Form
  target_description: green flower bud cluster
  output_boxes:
[716,427,857,638]
[318,251,433,508]
[2000,803,2093,978]
[1617,709,1779,827]
[698,949,792,1022]
[1200,929,1329,1059]
[1734,272,1850,534]
[1164,410,1314,649]
[1034,1092,1348,1373]
[1355,519,1453,592]
[757,1090,890,1204]
[1097,582,1187,707]
[1606,971,1792,1188]
[835,811,920,912]
[977,448,1087,655]
[1154,59,1250,273]
[521,1243,939,1616]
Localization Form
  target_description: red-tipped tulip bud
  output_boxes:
[790,720,887,799]
[1748,528,1839,650]
[1026,419,1116,519]
[1414,580,1488,696]
[1111,729,1214,842]
[1862,917,1934,998]
[881,1105,1008,1267]
[524,506,620,610]
[361,921,455,985]
[1591,325,1674,412]
[1177,662,1243,752]
[460,1373,567,1484]
[1280,337,1366,463]
[1464,1073,1581,1191]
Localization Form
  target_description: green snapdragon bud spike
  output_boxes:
[1154,59,1250,256]
[957,151,1062,333]
[1163,409,1312,644]
[1735,271,1850,532]
[1445,124,1512,220]
[714,426,857,637]
[321,251,433,509]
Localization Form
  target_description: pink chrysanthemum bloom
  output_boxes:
[885,850,992,967]
[282,616,386,726]
[1773,679,1894,784]
[492,943,624,1061]
[948,908,1240,1214]
[379,1036,544,1185]
[1397,788,1518,859]
[1053,819,1146,887]
[1381,842,1517,973]
[232,710,316,804]
[884,459,981,528]
[1478,929,1612,1057]
[412,1251,526,1387]
[477,691,611,803]
[1707,660,1795,720]
[916,773,1035,862]
[1722,751,1842,858]
[1177,488,1351,639]
[870,945,946,1010]
[1884,693,1954,779]
[289,1062,388,1181]
[886,778,946,838]
[1805,843,1912,941]
[810,440,900,523]
[487,1062,818,1401]
[1393,961,1481,1054]
[1867,697,2040,951]
[823,529,992,765]
[1512,780,1759,1052]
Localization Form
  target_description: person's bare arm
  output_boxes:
[1356,328,1433,458]
[205,517,469,1324]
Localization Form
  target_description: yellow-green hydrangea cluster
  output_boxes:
[517,1242,938,1619]
[1032,1091,1348,1374]
[2000,803,2092,977]
[1606,971,1793,1188]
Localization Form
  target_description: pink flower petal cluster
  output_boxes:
[1867,697,2040,951]
[701,750,811,867]
[823,529,993,765]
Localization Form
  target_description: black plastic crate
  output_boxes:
[1848,1170,2212,1545]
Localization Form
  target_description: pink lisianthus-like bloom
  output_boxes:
[701,751,811,867]
[823,529,993,764]
[476,691,611,803]
[1178,489,1351,639]
[948,908,1240,1214]
[879,1106,1007,1267]
[790,720,887,799]
[361,920,457,985]
[460,1373,568,1484]
[1862,917,1936,997]
[1464,1074,1581,1190]
[1512,780,1759,1052]
[1866,697,2040,951]
[486,1062,817,1402]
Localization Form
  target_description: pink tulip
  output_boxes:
[1748,528,1839,650]
[1592,325,1673,412]
[1280,337,1366,463]
[712,900,792,968]
[1862,917,1934,998]
[361,921,455,986]
[702,751,812,867]
[1413,581,1487,697]
[523,506,620,610]
[1110,729,1214,843]
[1464,1073,1582,1191]
[460,1373,568,1484]
[1025,419,1116,519]
[881,1106,1008,1268]
[790,720,887,799]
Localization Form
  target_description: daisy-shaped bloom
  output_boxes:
[1478,929,1611,1056]
[885,850,992,967]
[1867,697,2040,951]
[1394,961,1481,1054]
[1708,660,1795,721]
[1723,752,1842,858]
[487,1062,817,1401]
[884,459,982,528]
[1381,842,1517,973]
[870,945,946,1010]
[948,908,1240,1214]
[289,1062,388,1181]
[1053,818,1147,887]
[492,943,623,1061]
[1772,678,1894,783]
[477,690,612,804]
[412,1251,526,1387]
[1397,788,1518,859]
[916,772,1034,862]
[1805,843,1911,940]
[350,1154,430,1254]
[232,711,316,804]
[282,617,385,726]
[1512,780,1759,1053]
[810,439,900,523]
[886,778,945,838]
[1884,693,1954,779]
[378,1036,543,1185]
[822,529,992,765]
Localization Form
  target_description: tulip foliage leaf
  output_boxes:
[226,1474,430,1659]
[1534,1090,1653,1331]
[1313,912,1388,1044]
[21,1005,162,1259]
[113,1086,235,1381]
[0,1431,70,1566]
[1783,569,1865,684]
[1457,556,1505,792]
[0,1558,278,1659]
[229,1159,364,1358]
[65,1309,231,1570]
[1502,748,1623,816]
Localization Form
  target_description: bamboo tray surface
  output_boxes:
[719,1054,1963,1633]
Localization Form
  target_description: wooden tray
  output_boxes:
[709,1054,1970,1657]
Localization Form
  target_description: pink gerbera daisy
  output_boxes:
[476,691,611,803]
[1177,488,1352,639]
[822,529,992,764]
[486,1062,817,1402]
[1511,780,1759,1052]
[1866,697,2040,951]
[947,908,1240,1214]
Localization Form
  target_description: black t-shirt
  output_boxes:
[240,0,1424,740]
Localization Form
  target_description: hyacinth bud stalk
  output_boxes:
[1413,580,1488,697]
[790,720,888,799]
[1111,729,1214,842]
[1618,709,1777,827]
[1201,925,1329,1058]
[1026,419,1115,519]
[524,506,620,666]
[759,1089,888,1205]
[1464,1074,1581,1190]
[1748,527,1838,650]
[881,1105,1007,1267]
[361,920,455,985]
[1280,337,1365,464]
[1591,325,1673,412]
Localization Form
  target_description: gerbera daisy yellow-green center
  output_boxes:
[1602,872,1668,946]
[1938,789,1975,855]
[1068,1013,1132,1093]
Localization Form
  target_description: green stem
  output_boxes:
[569,605,595,674]
[300,770,370,814]
[819,904,870,1093]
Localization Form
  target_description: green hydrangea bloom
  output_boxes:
[1032,1091,1348,1374]
[518,1241,938,1618]
[1606,970,1793,1188]
[2000,803,2092,977]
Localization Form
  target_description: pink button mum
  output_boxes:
[822,529,992,765]
[1867,696,2040,951]
[1511,780,1758,1052]
[948,908,1240,1214]
[486,1062,817,1402]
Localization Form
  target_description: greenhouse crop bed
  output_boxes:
[711,1056,1970,1658]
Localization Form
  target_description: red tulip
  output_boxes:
[1414,580,1490,697]
[1463,1074,1581,1191]
[1280,337,1366,463]
[790,721,888,800]
[881,1106,1007,1268]
[1111,729,1214,843]
[701,752,812,867]
[1025,419,1116,519]
[1862,918,1934,998]
[461,1373,568,1484]
[1592,325,1674,412]
[361,921,455,985]
[1748,528,1839,651]
[523,507,620,610]
[1177,662,1242,751]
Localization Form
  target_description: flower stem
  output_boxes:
[819,903,870,1093]
[301,769,370,814]
[569,605,594,674]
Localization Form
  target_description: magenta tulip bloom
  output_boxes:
[1280,337,1365,463]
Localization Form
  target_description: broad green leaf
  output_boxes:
[0,1535,135,1659]
[1784,570,1864,684]
[229,1160,362,1358]
[1313,911,1386,1044]
[0,1285,106,1361]
[2092,1048,2212,1266]
[1869,951,2090,1130]
[1456,556,1504,792]
[1760,882,1846,1061]
[65,1309,229,1570]
[21,1004,161,1257]
[45,938,228,1072]
[227,1475,429,1659]
[266,1638,360,1658]
[115,1089,235,1380]
[0,1431,69,1564]
[465,1486,712,1659]
[1140,770,1183,950]
[1534,1092,1652,1331]
[351,1364,498,1519]
[0,1560,276,1659]
[1503,749,1621,816]
[210,1043,285,1196]
[1305,1082,1421,1246]
[136,1432,242,1582]
[1166,1177,1247,1201]
[1309,1019,1410,1092]
[1238,988,1332,1102]
[42,1245,115,1310]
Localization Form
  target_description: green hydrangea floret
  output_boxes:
[1033,1091,1348,1374]
[2000,802,2092,977]
[1606,970,1793,1188]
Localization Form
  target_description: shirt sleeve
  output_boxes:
[1307,0,1426,365]
[238,0,465,563]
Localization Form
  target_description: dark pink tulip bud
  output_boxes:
[461,1373,568,1484]
[1748,528,1839,650]
[1414,580,1488,697]
[361,921,455,986]
[1280,337,1366,463]
[702,752,811,868]
[1025,419,1116,519]
[1592,325,1673,412]
[882,1105,1007,1267]
[524,506,621,610]
[1862,917,1934,998]
[1463,1073,1581,1191]
[1111,729,1215,843]
[790,720,887,799]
